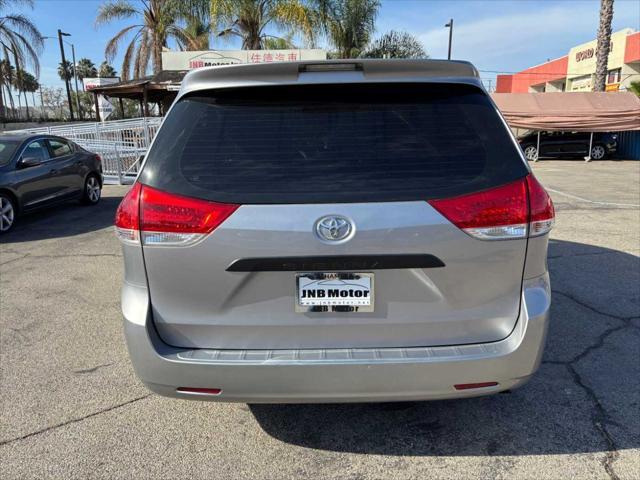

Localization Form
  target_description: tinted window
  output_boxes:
[141,84,528,204]
[48,139,72,157]
[23,140,49,162]
[0,140,19,166]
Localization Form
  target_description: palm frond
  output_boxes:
[121,33,141,81]
[95,0,138,26]
[104,24,142,61]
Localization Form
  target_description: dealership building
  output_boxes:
[496,29,640,93]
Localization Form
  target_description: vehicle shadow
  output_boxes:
[250,239,640,456]
[0,190,125,243]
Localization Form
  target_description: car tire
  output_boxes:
[81,174,102,205]
[590,144,606,161]
[523,144,538,161]
[0,193,16,233]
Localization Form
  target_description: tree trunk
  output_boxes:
[152,35,162,74]
[16,89,22,120]
[0,83,5,123]
[23,90,30,121]
[594,0,614,92]
[6,87,15,119]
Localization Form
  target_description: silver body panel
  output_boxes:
[122,268,550,403]
[144,201,527,350]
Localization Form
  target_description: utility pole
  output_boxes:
[445,18,454,60]
[57,29,74,121]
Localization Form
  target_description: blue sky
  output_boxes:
[15,0,640,89]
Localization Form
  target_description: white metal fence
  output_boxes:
[13,117,163,184]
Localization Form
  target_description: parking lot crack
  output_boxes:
[0,394,152,447]
[0,253,30,266]
[566,362,620,480]
[73,362,114,374]
[551,289,635,322]
[543,318,634,480]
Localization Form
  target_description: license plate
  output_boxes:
[295,272,374,313]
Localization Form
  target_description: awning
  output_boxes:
[87,70,188,103]
[491,92,640,132]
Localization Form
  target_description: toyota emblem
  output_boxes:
[315,215,353,242]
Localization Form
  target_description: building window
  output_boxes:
[607,68,621,84]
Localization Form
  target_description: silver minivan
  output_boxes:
[116,59,554,403]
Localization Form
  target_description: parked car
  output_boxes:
[116,59,555,403]
[0,133,102,233]
[519,131,617,161]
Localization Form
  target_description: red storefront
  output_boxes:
[496,30,640,93]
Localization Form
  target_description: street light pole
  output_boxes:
[445,18,454,60]
[57,29,74,121]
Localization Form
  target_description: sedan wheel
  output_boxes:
[524,145,538,161]
[83,175,102,205]
[590,145,606,160]
[0,195,15,233]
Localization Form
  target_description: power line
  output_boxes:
[479,69,640,77]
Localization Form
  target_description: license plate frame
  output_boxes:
[295,272,374,313]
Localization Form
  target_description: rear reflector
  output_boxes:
[176,387,222,395]
[114,183,239,246]
[428,175,554,240]
[527,175,555,237]
[454,382,499,390]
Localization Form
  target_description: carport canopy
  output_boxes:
[491,92,640,132]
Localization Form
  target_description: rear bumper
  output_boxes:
[122,274,551,403]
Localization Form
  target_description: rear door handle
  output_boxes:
[49,169,58,174]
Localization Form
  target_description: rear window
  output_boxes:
[140,83,528,203]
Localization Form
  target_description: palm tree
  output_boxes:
[210,0,317,50]
[75,58,98,88]
[0,0,44,120]
[13,67,31,119]
[20,68,38,114]
[263,33,296,49]
[361,30,426,59]
[98,61,118,78]
[316,0,380,58]
[57,60,73,82]
[177,0,211,50]
[0,58,15,117]
[96,0,200,80]
[594,0,614,92]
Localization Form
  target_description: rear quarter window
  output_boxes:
[140,83,528,203]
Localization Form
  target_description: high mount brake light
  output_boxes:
[428,175,554,240]
[114,183,239,246]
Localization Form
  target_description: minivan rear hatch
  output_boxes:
[137,82,530,350]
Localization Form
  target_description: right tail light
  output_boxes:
[428,175,554,240]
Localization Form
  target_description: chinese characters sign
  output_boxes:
[162,49,327,71]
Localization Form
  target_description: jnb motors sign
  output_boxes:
[84,77,120,121]
[162,49,327,71]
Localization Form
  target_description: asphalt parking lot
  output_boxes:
[1,160,639,480]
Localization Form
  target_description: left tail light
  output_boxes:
[115,183,239,246]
